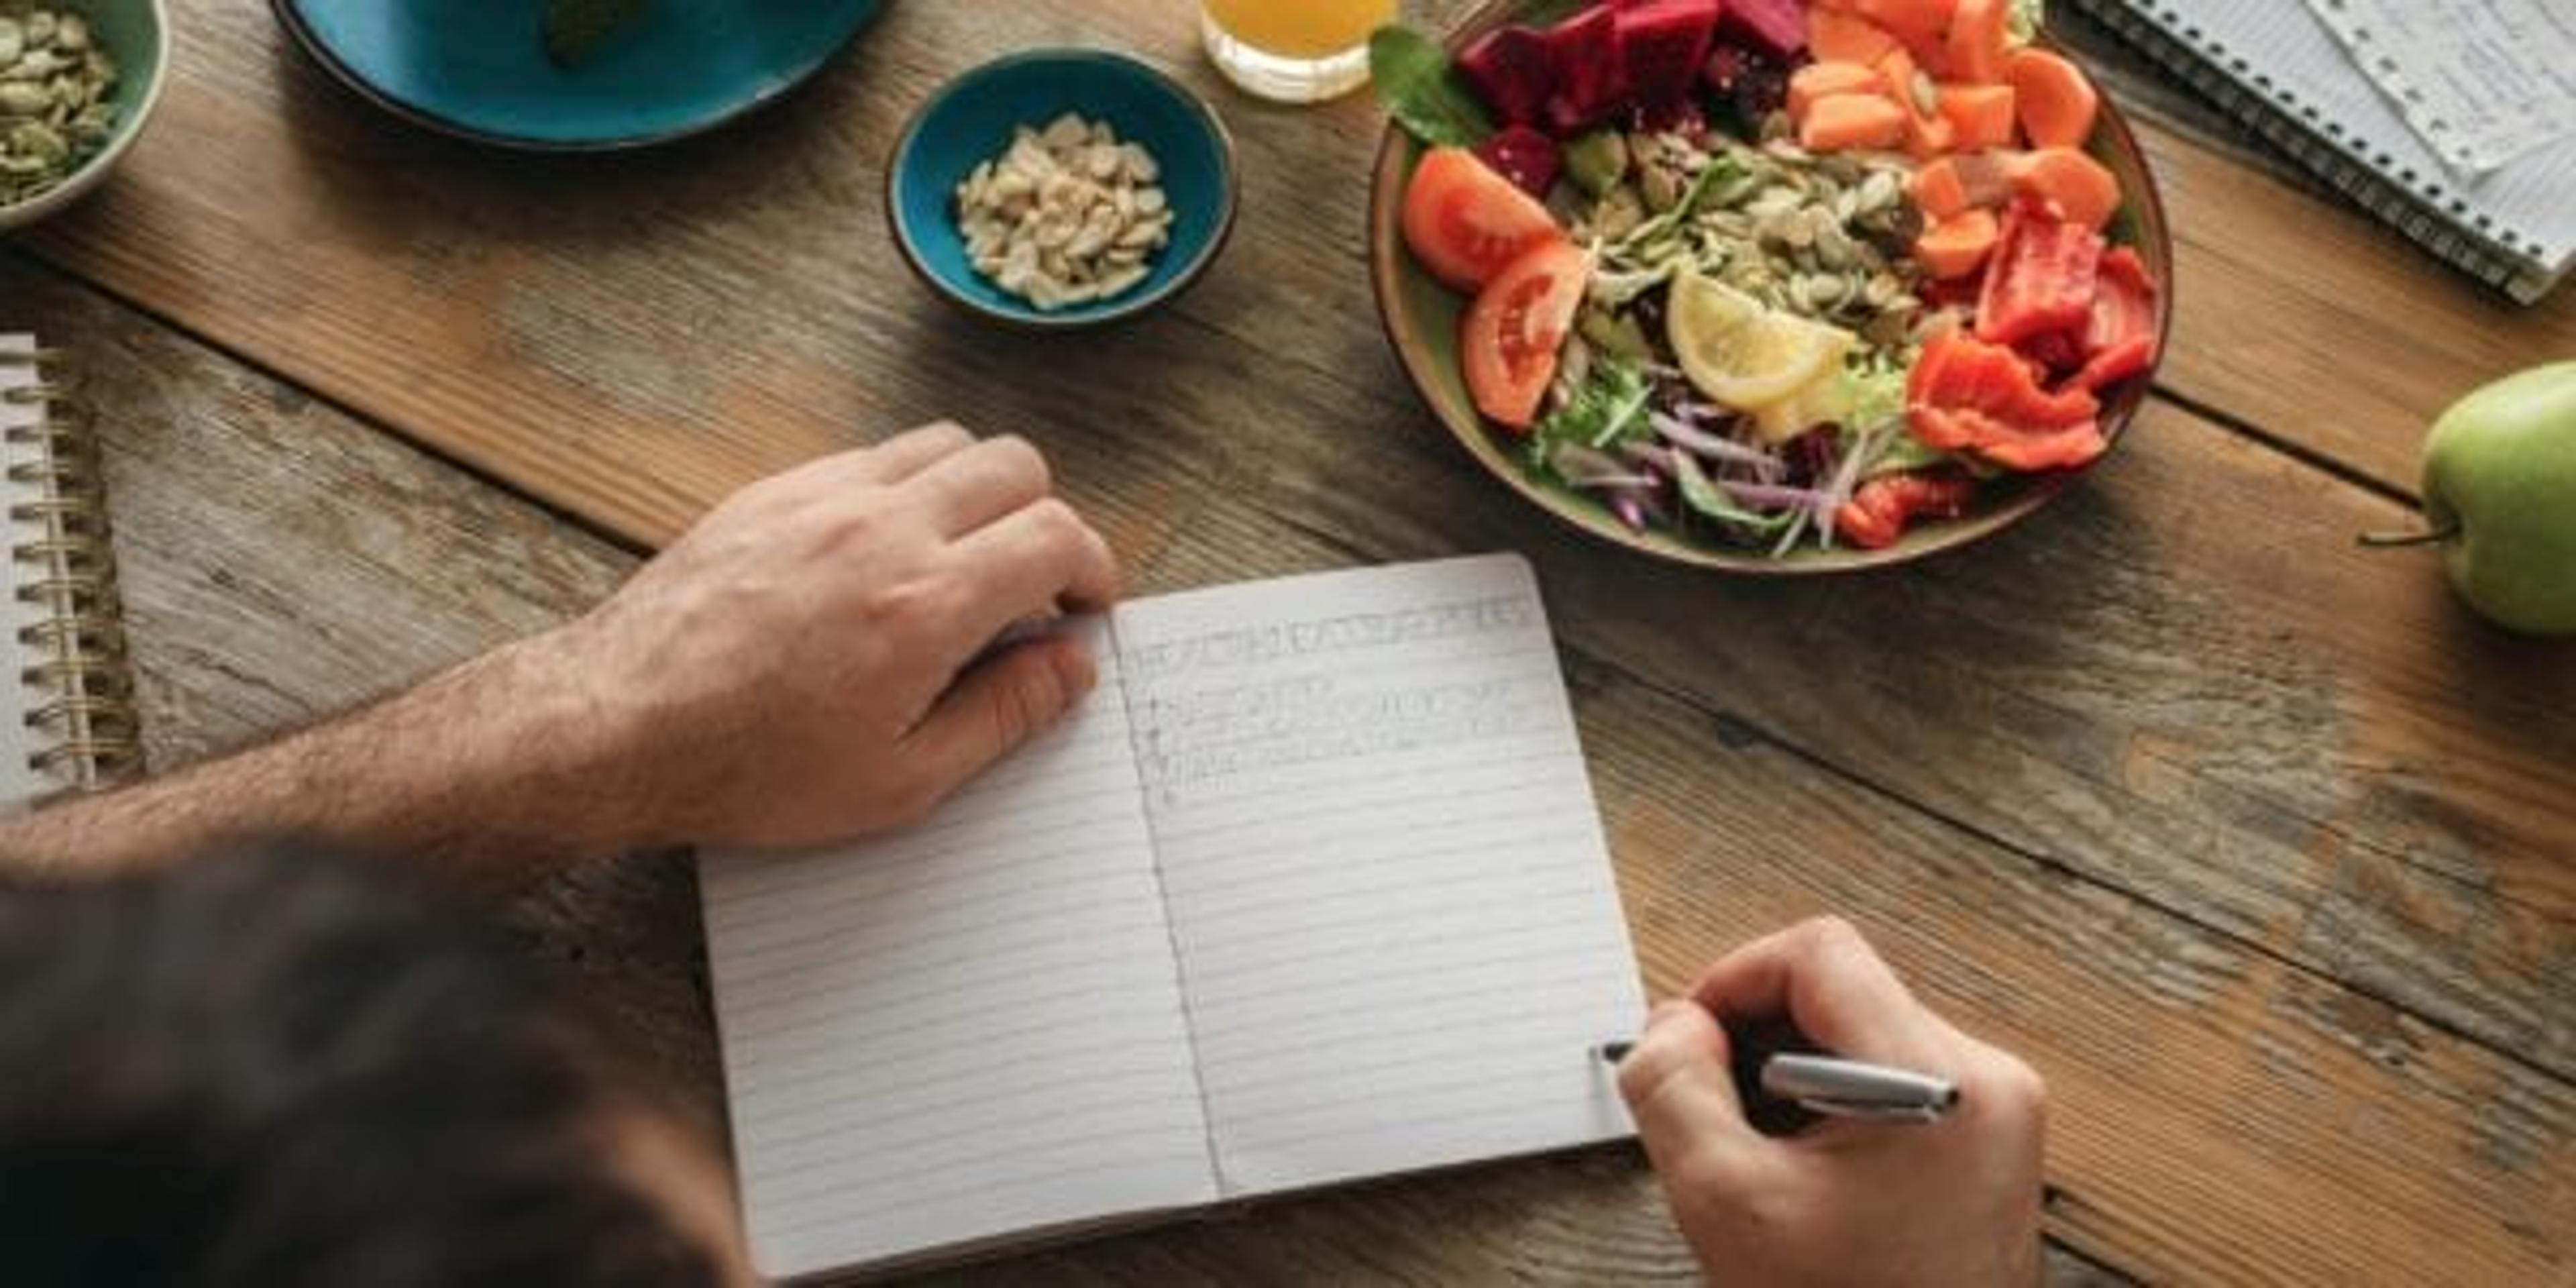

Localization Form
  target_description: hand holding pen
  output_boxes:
[1611,917,2049,1287]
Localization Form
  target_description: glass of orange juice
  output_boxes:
[1202,0,1399,103]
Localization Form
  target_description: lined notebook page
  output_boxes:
[1114,555,1644,1195]
[699,623,1216,1278]
[0,337,46,806]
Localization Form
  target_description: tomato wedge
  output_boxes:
[1402,146,1566,292]
[1463,240,1589,431]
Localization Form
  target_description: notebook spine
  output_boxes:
[2,346,141,792]
[2067,0,2555,305]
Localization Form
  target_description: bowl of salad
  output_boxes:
[1366,0,2171,572]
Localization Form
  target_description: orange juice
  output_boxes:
[1201,0,1396,102]
[1203,0,1397,60]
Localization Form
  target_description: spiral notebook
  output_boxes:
[0,335,141,804]
[2071,0,2576,303]
[699,555,1646,1279]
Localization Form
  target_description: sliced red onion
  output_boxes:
[1610,492,1649,532]
[1650,413,1782,477]
[1719,480,1837,513]
[1621,442,1679,474]
[1570,472,1664,490]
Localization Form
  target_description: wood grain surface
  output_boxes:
[5,0,2571,1282]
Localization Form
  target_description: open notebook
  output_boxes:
[699,555,1646,1278]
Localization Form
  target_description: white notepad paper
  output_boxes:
[701,554,1646,1278]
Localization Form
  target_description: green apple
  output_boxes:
[2413,362,2576,635]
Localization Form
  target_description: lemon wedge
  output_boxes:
[1750,370,1858,443]
[1666,270,1856,413]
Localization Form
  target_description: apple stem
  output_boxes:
[2357,522,2459,549]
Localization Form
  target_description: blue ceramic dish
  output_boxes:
[273,0,881,150]
[888,49,1238,329]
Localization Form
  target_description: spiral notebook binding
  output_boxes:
[1,347,140,792]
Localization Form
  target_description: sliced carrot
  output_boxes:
[1789,62,1888,119]
[2011,147,2121,228]
[1944,0,2010,84]
[1915,208,2001,279]
[1874,47,1955,156]
[1909,157,1972,220]
[1953,150,2031,203]
[1798,93,1909,152]
[1809,8,1902,65]
[1937,83,2019,149]
[2006,48,2100,148]
[1856,0,1955,48]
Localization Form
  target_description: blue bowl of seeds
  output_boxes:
[887,48,1239,329]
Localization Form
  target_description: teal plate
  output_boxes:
[274,0,883,150]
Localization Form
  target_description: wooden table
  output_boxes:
[5,0,2571,1281]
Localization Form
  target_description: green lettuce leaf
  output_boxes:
[1368,26,1493,148]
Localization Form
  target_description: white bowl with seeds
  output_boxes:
[0,0,167,231]
[888,48,1238,329]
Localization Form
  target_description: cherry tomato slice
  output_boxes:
[1462,240,1590,431]
[1401,146,1566,292]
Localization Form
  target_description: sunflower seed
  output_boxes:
[0,19,20,66]
[52,14,85,53]
[1815,219,1858,270]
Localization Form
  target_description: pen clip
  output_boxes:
[1792,1097,1950,1123]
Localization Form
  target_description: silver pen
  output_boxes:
[1596,1043,1959,1123]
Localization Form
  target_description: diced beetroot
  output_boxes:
[1704,42,1749,88]
[1474,125,1564,197]
[1616,0,1722,107]
[1543,4,1631,134]
[1715,0,1806,59]
[1457,25,1558,128]
[1719,44,1790,119]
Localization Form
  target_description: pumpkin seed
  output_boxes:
[1859,169,1901,214]
[0,8,121,207]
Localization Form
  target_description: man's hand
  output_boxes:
[550,423,1118,851]
[1619,917,2047,1287]
[0,424,1119,886]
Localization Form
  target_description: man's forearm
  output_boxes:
[0,633,659,890]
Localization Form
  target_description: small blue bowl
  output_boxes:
[888,49,1238,329]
